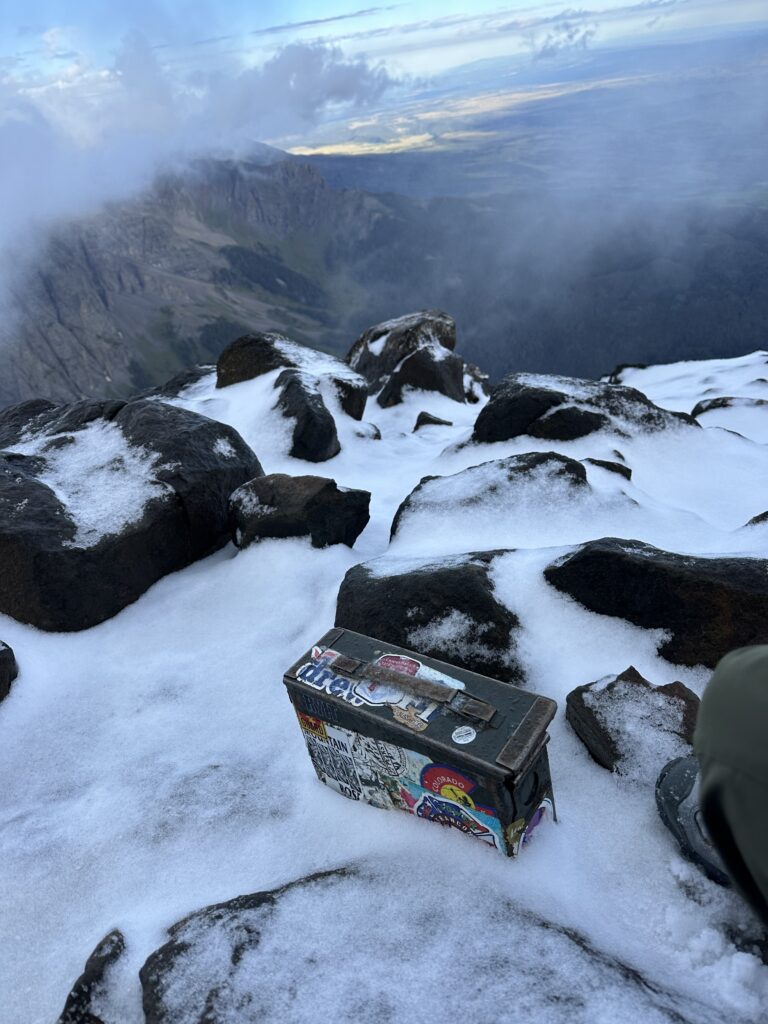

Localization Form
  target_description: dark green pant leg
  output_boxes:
[694,646,768,923]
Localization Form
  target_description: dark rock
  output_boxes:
[216,331,297,386]
[745,510,768,527]
[566,666,699,778]
[464,363,492,404]
[0,642,18,703]
[0,400,262,631]
[335,550,524,683]
[603,362,648,384]
[691,395,768,419]
[472,373,695,445]
[334,379,367,421]
[354,422,381,440]
[275,371,340,462]
[413,411,453,431]
[217,332,367,420]
[140,869,349,1024]
[57,929,125,1024]
[391,452,588,539]
[231,474,370,548]
[545,538,768,668]
[529,406,610,440]
[346,310,456,387]
[584,458,632,481]
[0,398,57,448]
[377,347,466,407]
[138,365,213,400]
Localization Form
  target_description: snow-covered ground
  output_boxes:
[2,354,768,1022]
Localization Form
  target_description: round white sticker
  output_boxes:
[452,725,477,745]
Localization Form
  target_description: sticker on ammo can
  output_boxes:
[295,647,463,731]
[295,711,505,851]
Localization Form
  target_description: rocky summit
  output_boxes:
[3,326,768,1024]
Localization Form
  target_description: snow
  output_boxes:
[269,335,366,385]
[2,351,768,1022]
[8,420,171,548]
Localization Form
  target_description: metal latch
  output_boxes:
[329,654,497,725]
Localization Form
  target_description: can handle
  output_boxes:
[328,653,497,724]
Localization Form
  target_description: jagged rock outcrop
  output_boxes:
[0,399,262,631]
[472,373,695,444]
[346,310,469,407]
[545,539,768,668]
[584,457,632,481]
[57,929,125,1024]
[0,643,18,703]
[230,474,370,549]
[566,666,699,780]
[216,332,367,420]
[335,551,523,683]
[347,310,456,383]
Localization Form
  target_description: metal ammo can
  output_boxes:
[283,627,557,856]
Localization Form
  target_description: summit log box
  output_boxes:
[283,628,557,856]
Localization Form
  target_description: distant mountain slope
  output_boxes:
[2,155,768,407]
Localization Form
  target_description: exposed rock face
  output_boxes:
[140,870,350,1024]
[275,371,340,462]
[472,373,695,444]
[0,642,18,703]
[0,399,58,448]
[57,929,125,1024]
[413,411,453,431]
[217,332,368,420]
[391,452,588,539]
[231,474,370,549]
[566,666,699,780]
[347,310,456,386]
[138,365,214,401]
[0,399,262,631]
[335,551,523,683]
[377,347,466,407]
[545,539,768,668]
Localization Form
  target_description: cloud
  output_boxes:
[0,34,397,290]
[250,7,402,38]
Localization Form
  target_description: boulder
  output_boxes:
[464,363,491,404]
[391,452,588,540]
[275,371,340,462]
[0,642,18,703]
[0,398,57,448]
[545,538,768,668]
[138,365,214,400]
[230,474,370,549]
[566,666,699,781]
[346,310,456,388]
[57,929,125,1024]
[472,373,695,445]
[413,411,453,431]
[217,332,367,420]
[377,347,466,407]
[354,422,381,440]
[139,869,349,1024]
[0,399,262,631]
[335,550,524,683]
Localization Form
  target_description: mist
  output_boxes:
[0,8,767,403]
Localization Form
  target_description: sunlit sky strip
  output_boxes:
[2,0,767,80]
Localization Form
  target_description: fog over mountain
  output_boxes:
[0,13,767,405]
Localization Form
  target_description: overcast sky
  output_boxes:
[0,0,766,256]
